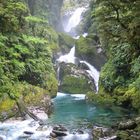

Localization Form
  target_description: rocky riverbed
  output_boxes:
[92,117,140,140]
[0,115,140,140]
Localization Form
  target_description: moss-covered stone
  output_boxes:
[0,83,53,121]
[60,75,91,94]
[86,91,115,106]
[117,131,130,140]
[58,63,94,94]
[98,58,140,111]
[75,35,106,70]
[58,32,75,53]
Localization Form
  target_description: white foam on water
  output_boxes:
[57,92,67,97]
[63,133,90,140]
[74,35,80,39]
[0,119,53,140]
[82,33,88,37]
[70,94,86,100]
[57,46,76,64]
[80,61,100,91]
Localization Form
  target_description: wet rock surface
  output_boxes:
[92,126,115,140]
[92,117,140,140]
[58,63,96,94]
[23,131,34,135]
[118,120,137,130]
[50,125,68,138]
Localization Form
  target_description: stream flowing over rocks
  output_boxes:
[57,6,100,93]
[0,1,139,140]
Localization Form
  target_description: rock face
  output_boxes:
[0,85,53,121]
[116,118,140,140]
[118,120,137,130]
[47,0,64,31]
[50,125,68,138]
[92,126,115,140]
[75,35,107,71]
[58,63,96,94]
[58,33,75,53]
[92,117,140,140]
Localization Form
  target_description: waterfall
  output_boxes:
[57,6,100,92]
[65,7,85,32]
[57,46,76,64]
[57,7,84,64]
[80,61,99,91]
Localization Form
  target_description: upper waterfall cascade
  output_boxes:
[65,7,85,32]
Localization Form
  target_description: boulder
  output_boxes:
[50,132,57,138]
[52,130,67,137]
[58,63,96,94]
[53,125,67,132]
[92,126,114,139]
[23,131,34,135]
[58,125,68,131]
[100,136,117,140]
[76,129,84,134]
[135,117,140,125]
[118,120,137,130]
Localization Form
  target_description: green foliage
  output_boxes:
[25,16,48,24]
[0,0,59,116]
[61,75,91,94]
[99,60,117,92]
[86,91,115,105]
[22,35,48,44]
[86,0,140,110]
[0,0,28,33]
[58,32,75,50]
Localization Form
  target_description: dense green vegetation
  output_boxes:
[85,0,140,111]
[75,35,107,70]
[0,0,139,121]
[0,0,64,118]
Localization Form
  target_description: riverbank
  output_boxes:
[0,92,137,140]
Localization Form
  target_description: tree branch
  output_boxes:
[109,3,128,30]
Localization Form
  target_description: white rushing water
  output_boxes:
[65,7,85,32]
[82,33,88,37]
[0,119,52,140]
[55,92,85,101]
[57,6,87,64]
[57,6,99,91]
[57,46,76,64]
[80,61,100,91]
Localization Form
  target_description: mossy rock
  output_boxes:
[117,131,130,140]
[58,32,75,53]
[75,35,107,70]
[0,83,53,121]
[75,36,96,56]
[86,91,115,106]
[0,96,16,121]
[99,62,140,111]
[58,63,95,94]
[60,75,92,94]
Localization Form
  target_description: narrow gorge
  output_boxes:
[0,0,140,140]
